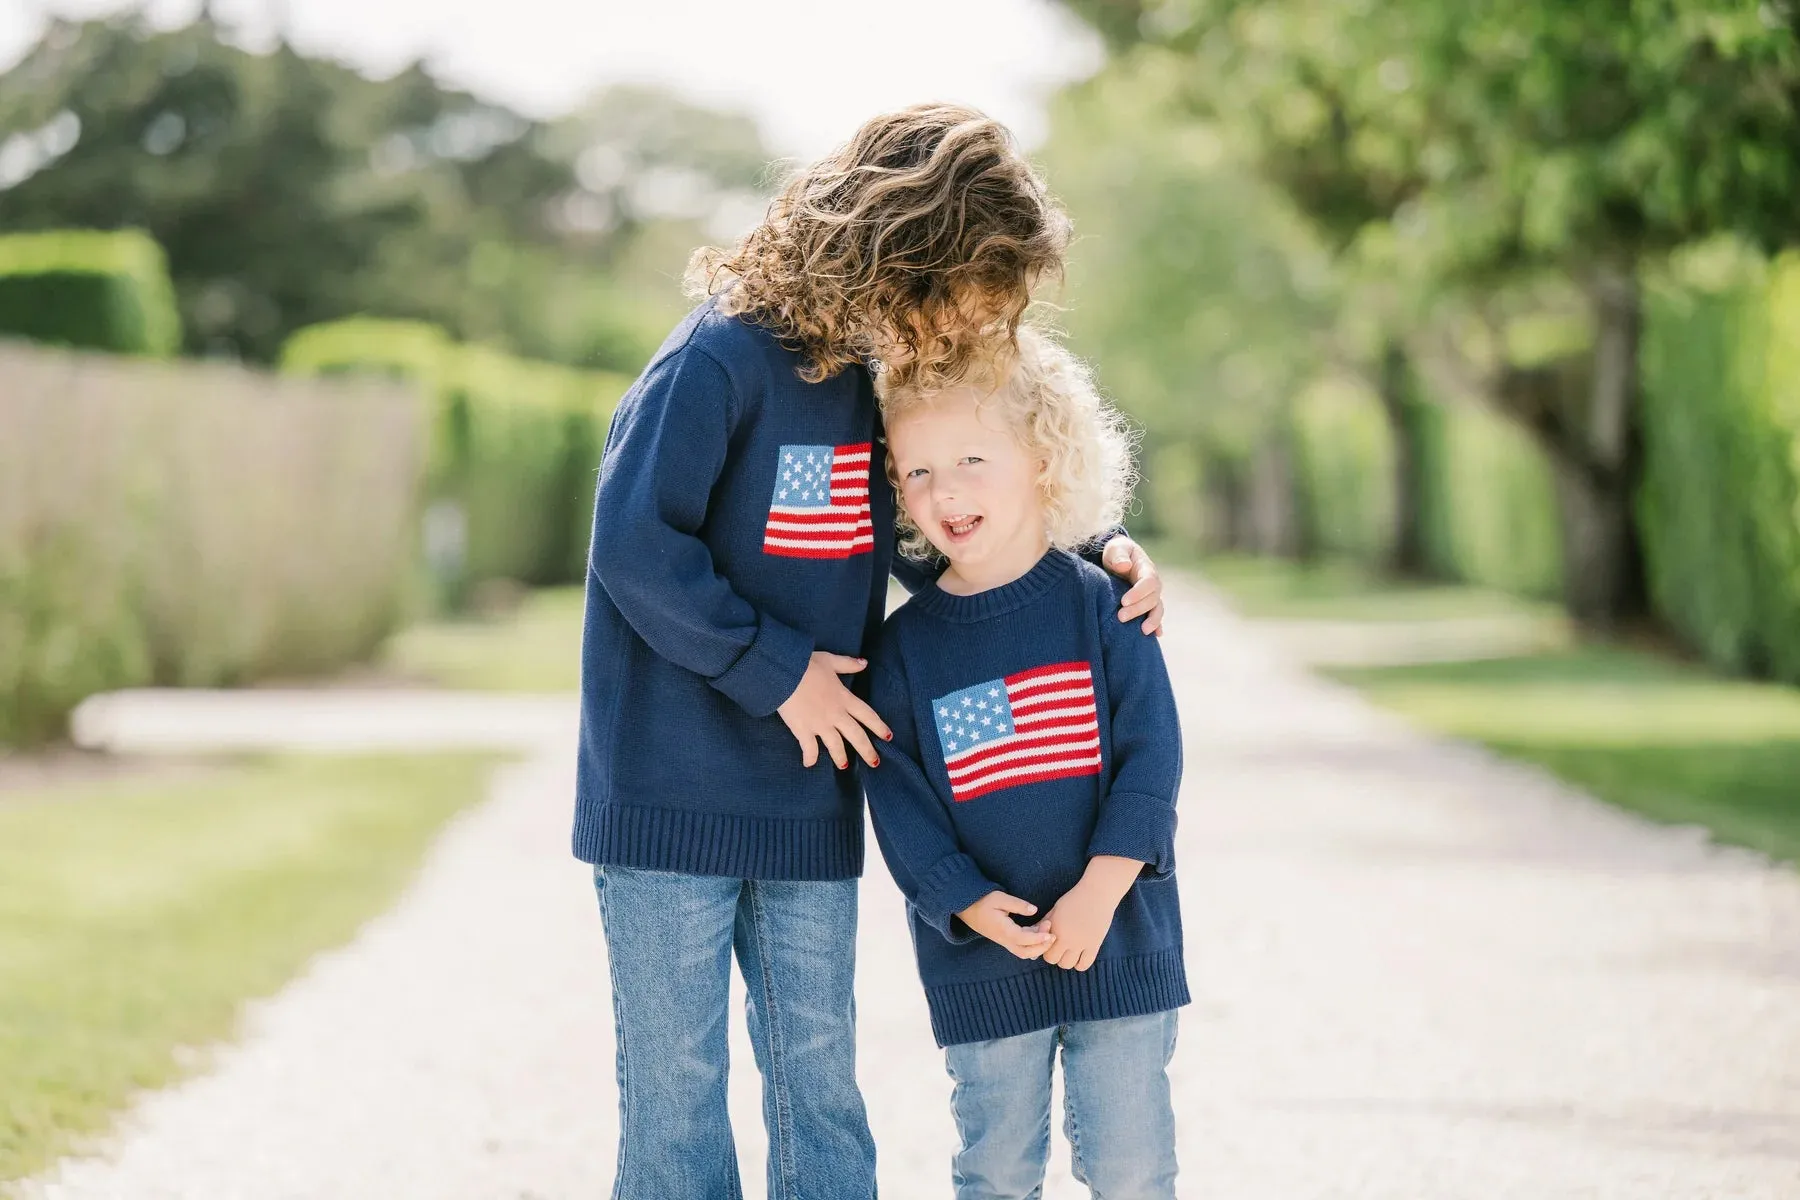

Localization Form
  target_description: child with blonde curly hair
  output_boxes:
[577,105,1171,1198]
[867,326,1186,1199]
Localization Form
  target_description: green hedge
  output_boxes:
[1290,377,1396,561]
[281,320,628,595]
[1640,251,1800,683]
[1411,397,1563,599]
[0,344,425,746]
[0,230,180,357]
[1288,374,1562,597]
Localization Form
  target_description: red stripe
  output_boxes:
[835,442,872,456]
[766,508,872,525]
[947,741,1100,784]
[1011,691,1097,716]
[1005,662,1091,688]
[763,542,875,559]
[944,724,1099,773]
[954,760,1102,802]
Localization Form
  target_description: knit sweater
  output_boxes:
[573,298,895,879]
[863,549,1188,1046]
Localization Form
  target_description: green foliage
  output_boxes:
[0,342,426,746]
[1411,398,1563,598]
[1289,376,1395,561]
[1640,250,1800,683]
[0,16,767,367]
[0,229,179,355]
[280,319,627,593]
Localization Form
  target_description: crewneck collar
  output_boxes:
[909,549,1077,623]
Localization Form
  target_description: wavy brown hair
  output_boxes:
[685,103,1071,391]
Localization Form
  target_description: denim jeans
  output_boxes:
[594,864,877,1200]
[943,1010,1179,1200]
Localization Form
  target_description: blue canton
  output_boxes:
[771,444,836,508]
[930,678,1015,757]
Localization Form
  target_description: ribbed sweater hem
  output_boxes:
[924,948,1189,1046]
[573,799,863,880]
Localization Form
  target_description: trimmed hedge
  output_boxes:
[1411,397,1563,599]
[1287,375,1563,598]
[1640,251,1800,683]
[0,343,425,746]
[281,319,628,594]
[0,230,180,357]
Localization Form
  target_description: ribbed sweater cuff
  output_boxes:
[916,853,1000,943]
[709,613,814,717]
[1087,791,1177,880]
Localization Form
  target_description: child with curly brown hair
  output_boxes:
[576,104,1167,1199]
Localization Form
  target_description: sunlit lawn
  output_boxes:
[1191,550,1565,624]
[0,753,499,1184]
[1178,548,1800,866]
[379,586,585,692]
[1329,649,1800,866]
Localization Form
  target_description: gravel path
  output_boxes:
[20,577,1800,1198]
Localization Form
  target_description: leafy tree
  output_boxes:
[1058,0,1800,627]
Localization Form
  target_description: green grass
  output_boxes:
[0,752,499,1184]
[1168,546,1561,624]
[379,586,584,692]
[1331,648,1800,865]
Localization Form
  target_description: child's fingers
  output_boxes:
[844,693,894,743]
[820,728,850,770]
[838,719,880,769]
[990,893,1038,917]
[1141,601,1165,636]
[792,730,820,768]
[821,653,868,675]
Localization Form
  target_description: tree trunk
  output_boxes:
[1202,445,1251,553]
[1248,436,1299,557]
[1375,339,1429,576]
[1503,266,1649,630]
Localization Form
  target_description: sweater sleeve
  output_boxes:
[1088,578,1182,878]
[863,660,999,944]
[588,345,813,718]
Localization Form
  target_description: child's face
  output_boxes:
[888,387,1047,579]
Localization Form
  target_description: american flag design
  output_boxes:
[931,662,1103,802]
[763,442,874,559]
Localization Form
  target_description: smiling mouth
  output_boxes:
[942,515,982,541]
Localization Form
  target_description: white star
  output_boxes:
[970,731,982,741]
[988,688,1000,698]
[785,453,794,463]
[961,698,972,707]
[938,707,950,718]
[779,490,789,500]
[981,716,992,726]
[976,701,988,711]
[947,741,958,751]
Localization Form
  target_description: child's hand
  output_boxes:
[1041,855,1143,971]
[957,891,1054,959]
[1101,536,1165,636]
[777,652,894,769]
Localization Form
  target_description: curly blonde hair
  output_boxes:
[685,103,1071,392]
[879,325,1138,561]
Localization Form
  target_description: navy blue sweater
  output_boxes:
[575,298,1127,881]
[574,299,895,879]
[864,550,1188,1046]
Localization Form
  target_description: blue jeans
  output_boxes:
[943,1011,1179,1200]
[594,864,877,1200]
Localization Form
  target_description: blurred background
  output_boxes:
[2,0,1798,1190]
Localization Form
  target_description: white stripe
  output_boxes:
[766,519,872,533]
[762,534,875,550]
[955,753,1103,795]
[1012,703,1099,727]
[946,736,1101,780]
[944,720,1096,766]
[1007,668,1091,691]
[1009,684,1095,707]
